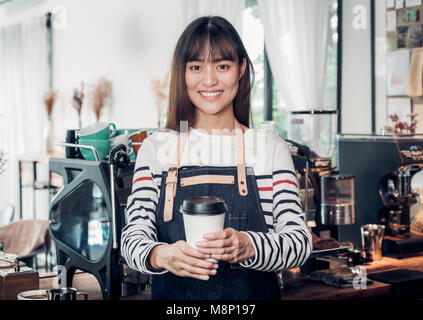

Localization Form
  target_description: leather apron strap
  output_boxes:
[163,119,248,222]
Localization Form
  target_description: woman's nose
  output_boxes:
[203,67,218,86]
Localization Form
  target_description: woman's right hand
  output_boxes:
[149,240,219,281]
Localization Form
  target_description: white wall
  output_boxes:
[0,0,185,135]
[0,0,184,219]
[341,0,372,134]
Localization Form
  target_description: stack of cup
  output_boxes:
[78,122,116,161]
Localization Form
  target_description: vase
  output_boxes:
[45,117,55,154]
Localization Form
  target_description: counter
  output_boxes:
[282,253,423,299]
[38,253,423,300]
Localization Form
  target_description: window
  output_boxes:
[243,0,339,138]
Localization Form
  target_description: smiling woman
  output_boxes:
[121,15,312,301]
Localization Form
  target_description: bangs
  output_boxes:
[185,27,238,63]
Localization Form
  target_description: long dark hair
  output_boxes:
[165,16,254,131]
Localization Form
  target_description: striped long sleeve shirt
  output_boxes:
[121,128,313,274]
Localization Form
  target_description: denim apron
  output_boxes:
[151,121,280,300]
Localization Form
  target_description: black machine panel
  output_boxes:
[50,180,110,261]
[49,157,134,299]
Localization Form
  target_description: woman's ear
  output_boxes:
[239,58,247,80]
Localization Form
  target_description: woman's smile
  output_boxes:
[198,90,224,102]
[199,90,223,98]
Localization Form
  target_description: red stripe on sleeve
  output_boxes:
[273,180,298,188]
[133,177,153,185]
[258,187,273,192]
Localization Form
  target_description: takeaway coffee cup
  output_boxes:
[180,196,227,261]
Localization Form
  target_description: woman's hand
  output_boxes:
[195,228,255,263]
[149,241,219,281]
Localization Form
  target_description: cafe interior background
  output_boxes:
[1,0,423,300]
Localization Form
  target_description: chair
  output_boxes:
[0,204,14,227]
[19,232,51,271]
[0,219,50,271]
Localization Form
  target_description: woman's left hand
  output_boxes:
[195,228,255,263]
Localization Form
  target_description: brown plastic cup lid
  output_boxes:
[180,196,227,216]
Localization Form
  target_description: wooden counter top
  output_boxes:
[38,253,423,300]
[365,253,423,274]
[39,270,149,300]
[281,253,423,300]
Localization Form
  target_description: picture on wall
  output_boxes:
[396,0,405,9]
[398,24,423,48]
[387,0,395,9]
[403,9,420,22]
[405,0,422,7]
[386,49,410,96]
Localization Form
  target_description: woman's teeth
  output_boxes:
[200,91,223,97]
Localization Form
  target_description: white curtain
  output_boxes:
[182,0,245,36]
[0,16,49,218]
[258,0,329,110]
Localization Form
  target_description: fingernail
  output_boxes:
[211,269,217,275]
[214,264,219,269]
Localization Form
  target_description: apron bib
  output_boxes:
[151,120,280,300]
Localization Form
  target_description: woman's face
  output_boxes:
[185,53,246,118]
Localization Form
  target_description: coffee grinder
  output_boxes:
[378,138,423,258]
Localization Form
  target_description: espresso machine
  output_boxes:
[48,129,154,299]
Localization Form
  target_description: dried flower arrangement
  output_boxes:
[151,74,169,128]
[0,149,7,175]
[384,113,418,135]
[72,82,84,129]
[43,90,57,119]
[91,78,112,122]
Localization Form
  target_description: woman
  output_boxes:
[121,16,312,300]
